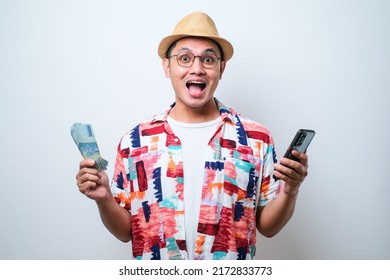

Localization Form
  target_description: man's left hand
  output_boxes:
[273,150,308,195]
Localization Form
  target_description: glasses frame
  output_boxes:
[168,52,221,69]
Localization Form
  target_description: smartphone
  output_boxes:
[283,129,316,162]
[273,129,315,180]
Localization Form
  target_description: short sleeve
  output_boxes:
[110,135,132,212]
[258,140,280,207]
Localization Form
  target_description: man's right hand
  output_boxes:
[76,159,111,201]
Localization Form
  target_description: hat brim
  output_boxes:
[158,34,234,61]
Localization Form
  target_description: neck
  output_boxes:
[169,99,219,123]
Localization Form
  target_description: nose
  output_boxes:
[190,56,206,74]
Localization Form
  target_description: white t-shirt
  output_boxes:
[167,116,220,260]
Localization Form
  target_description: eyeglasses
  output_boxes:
[168,52,221,69]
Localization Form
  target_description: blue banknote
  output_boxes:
[71,122,108,170]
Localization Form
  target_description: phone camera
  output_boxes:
[296,132,307,146]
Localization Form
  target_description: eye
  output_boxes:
[178,53,193,64]
[202,55,216,64]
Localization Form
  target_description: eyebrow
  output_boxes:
[177,47,218,55]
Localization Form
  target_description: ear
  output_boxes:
[162,58,170,78]
[219,61,226,79]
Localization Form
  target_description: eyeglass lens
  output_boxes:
[175,52,219,69]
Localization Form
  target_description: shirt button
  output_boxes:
[174,138,179,142]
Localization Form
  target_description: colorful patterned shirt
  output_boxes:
[111,99,280,260]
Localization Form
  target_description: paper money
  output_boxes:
[71,122,108,171]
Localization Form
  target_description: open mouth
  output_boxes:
[186,80,206,94]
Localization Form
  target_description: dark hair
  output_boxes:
[166,37,224,61]
[166,41,177,58]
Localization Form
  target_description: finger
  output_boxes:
[79,159,96,169]
[274,162,304,182]
[272,169,284,181]
[291,150,308,165]
[279,157,301,171]
[273,168,296,184]
[274,163,293,180]
[78,180,97,195]
[289,151,309,177]
[77,171,101,185]
[289,161,307,177]
[76,165,100,181]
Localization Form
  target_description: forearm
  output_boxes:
[96,195,132,242]
[256,186,299,237]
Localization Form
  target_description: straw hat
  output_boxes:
[158,12,234,61]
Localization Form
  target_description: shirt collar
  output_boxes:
[149,98,235,124]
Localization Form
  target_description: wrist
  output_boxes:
[95,190,114,206]
[281,181,300,197]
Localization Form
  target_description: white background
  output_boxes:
[0,0,389,259]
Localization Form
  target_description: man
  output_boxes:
[76,12,309,260]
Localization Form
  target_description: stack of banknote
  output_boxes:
[71,122,108,171]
